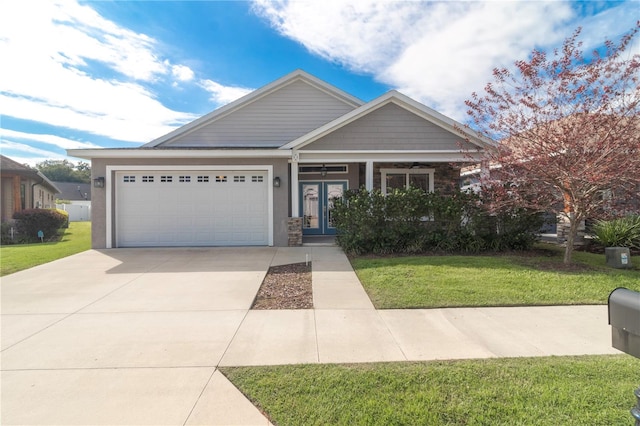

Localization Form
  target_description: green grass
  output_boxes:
[351,244,640,309]
[222,355,640,426]
[0,222,91,276]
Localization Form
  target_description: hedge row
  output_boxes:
[331,188,543,255]
[2,209,69,244]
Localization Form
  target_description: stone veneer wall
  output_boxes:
[287,217,303,246]
[556,214,586,246]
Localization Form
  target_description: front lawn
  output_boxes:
[351,244,640,309]
[0,221,91,276]
[222,355,640,425]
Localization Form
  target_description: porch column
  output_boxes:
[365,160,374,190]
[291,153,299,217]
[480,160,490,181]
[12,175,21,214]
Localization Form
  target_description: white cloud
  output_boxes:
[253,0,421,73]
[0,140,67,159]
[199,79,253,105]
[253,0,637,121]
[0,129,100,150]
[171,64,195,82]
[0,0,199,143]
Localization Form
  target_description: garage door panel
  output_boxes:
[116,170,269,247]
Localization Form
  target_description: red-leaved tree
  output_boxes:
[464,23,640,264]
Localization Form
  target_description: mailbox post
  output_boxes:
[608,287,640,425]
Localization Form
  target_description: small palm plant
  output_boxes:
[592,215,640,249]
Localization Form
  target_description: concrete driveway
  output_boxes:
[1,247,292,425]
[1,247,619,425]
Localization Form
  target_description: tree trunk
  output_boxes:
[563,213,582,264]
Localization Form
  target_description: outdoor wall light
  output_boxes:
[273,176,281,187]
[93,177,105,188]
[320,164,327,177]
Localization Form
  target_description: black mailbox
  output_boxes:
[608,287,640,358]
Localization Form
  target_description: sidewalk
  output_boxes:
[0,246,619,425]
[221,246,617,366]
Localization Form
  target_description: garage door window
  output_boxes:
[197,176,209,182]
[142,175,154,183]
[179,176,191,182]
[123,175,135,183]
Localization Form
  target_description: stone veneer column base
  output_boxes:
[287,217,303,246]
[556,214,586,246]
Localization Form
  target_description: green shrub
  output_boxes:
[56,208,70,228]
[12,209,68,243]
[486,208,546,251]
[592,215,640,248]
[332,187,541,255]
[1,222,19,245]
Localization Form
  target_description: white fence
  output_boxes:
[56,203,91,222]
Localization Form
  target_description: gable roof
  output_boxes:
[144,69,364,148]
[52,182,91,201]
[0,155,61,193]
[1,154,33,172]
[281,90,496,151]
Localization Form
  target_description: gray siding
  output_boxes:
[164,80,356,148]
[303,103,476,151]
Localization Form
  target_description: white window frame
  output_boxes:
[381,168,435,194]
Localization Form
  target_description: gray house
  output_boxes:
[69,70,494,248]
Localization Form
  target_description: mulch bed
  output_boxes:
[252,262,313,309]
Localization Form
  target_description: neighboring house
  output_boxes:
[53,181,91,222]
[68,70,494,248]
[0,155,60,222]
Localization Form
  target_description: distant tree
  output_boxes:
[464,23,640,264]
[35,160,91,184]
[74,161,91,183]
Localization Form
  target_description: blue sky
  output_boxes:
[1,0,637,166]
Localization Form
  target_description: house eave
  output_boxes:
[67,148,293,160]
[294,150,484,163]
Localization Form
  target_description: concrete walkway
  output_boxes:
[1,247,619,425]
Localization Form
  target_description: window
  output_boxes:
[233,175,246,183]
[142,175,154,183]
[251,175,264,183]
[381,168,434,194]
[123,175,135,183]
[197,176,209,182]
[160,175,173,183]
[179,176,191,182]
[299,164,348,174]
[215,175,227,183]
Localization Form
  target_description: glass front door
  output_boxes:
[300,181,347,235]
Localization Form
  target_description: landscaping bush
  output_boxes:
[332,187,542,255]
[485,208,546,251]
[1,222,19,245]
[592,215,640,249]
[12,209,69,243]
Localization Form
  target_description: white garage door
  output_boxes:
[115,170,269,247]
